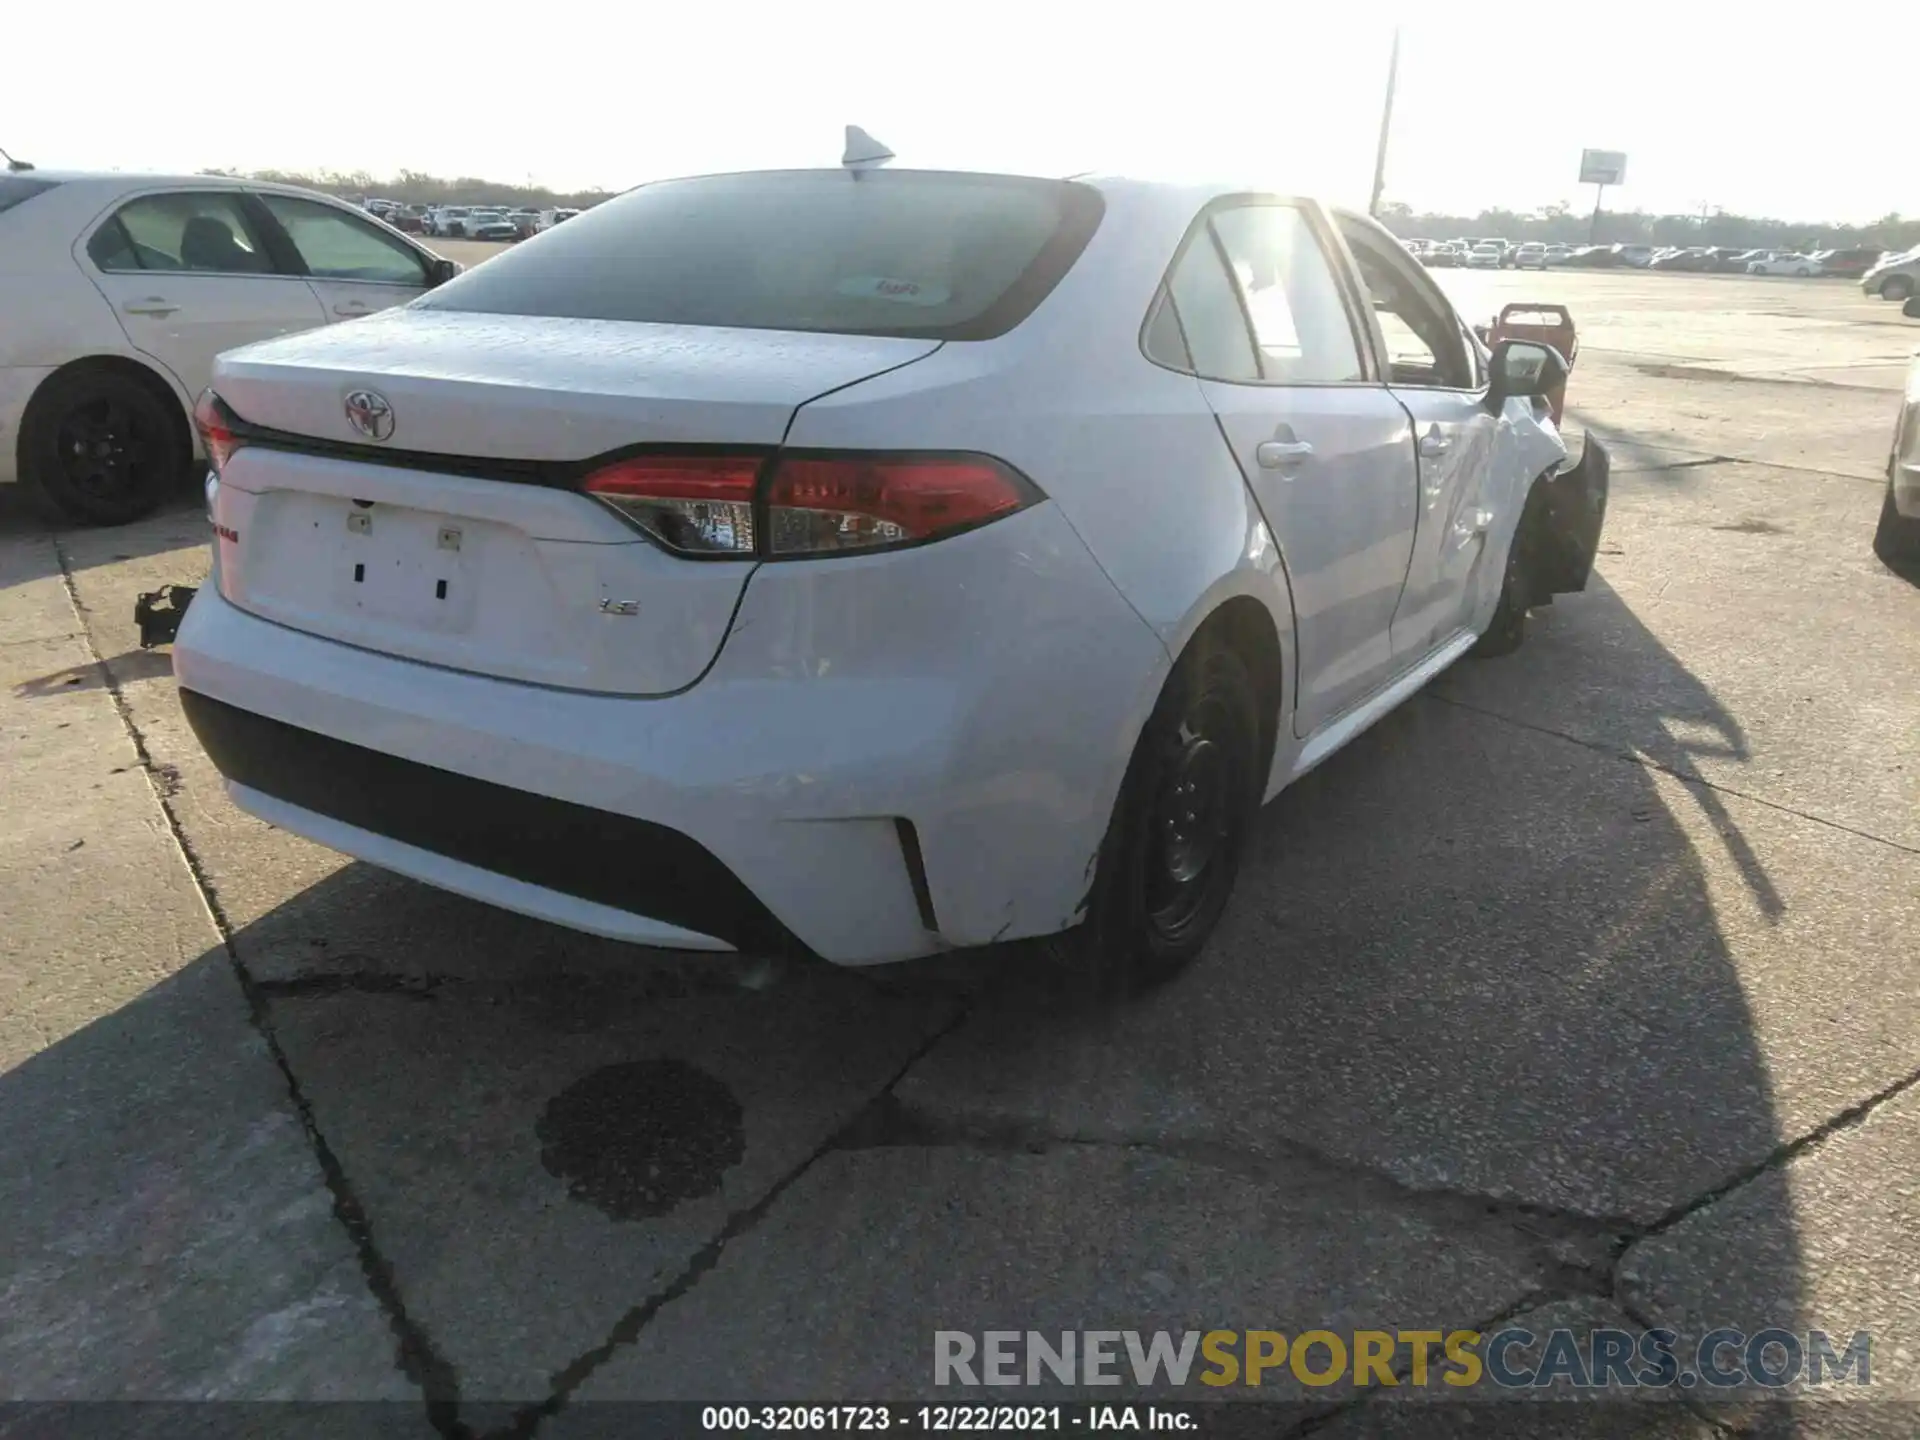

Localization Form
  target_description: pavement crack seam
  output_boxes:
[841,1097,1631,1309]
[848,1094,1634,1227]
[255,971,452,1002]
[50,537,472,1440]
[1281,1287,1592,1437]
[1575,434,1881,485]
[1620,455,1736,476]
[1428,693,1920,858]
[1630,1054,1920,1251]
[494,1001,976,1440]
[1584,1059,1920,1432]
[1612,1295,1748,1436]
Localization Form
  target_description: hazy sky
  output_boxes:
[6,4,1907,222]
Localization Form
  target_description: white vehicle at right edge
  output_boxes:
[173,153,1610,983]
[1874,350,1920,566]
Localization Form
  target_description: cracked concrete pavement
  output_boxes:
[3,270,1918,1435]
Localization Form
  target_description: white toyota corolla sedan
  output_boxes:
[172,162,1609,982]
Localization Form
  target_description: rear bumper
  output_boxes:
[172,503,1168,964]
[1895,457,1920,521]
[1896,472,1920,521]
[181,689,794,953]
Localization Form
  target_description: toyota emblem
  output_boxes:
[344,389,395,442]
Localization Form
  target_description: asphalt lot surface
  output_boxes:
[4,265,1918,1437]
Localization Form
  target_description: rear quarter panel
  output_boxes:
[788,179,1295,663]
[0,182,155,369]
[786,178,1299,818]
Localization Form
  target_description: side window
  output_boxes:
[93,192,276,275]
[1166,234,1259,383]
[1337,219,1473,389]
[254,194,428,286]
[1142,289,1191,370]
[1209,206,1365,384]
[86,218,139,272]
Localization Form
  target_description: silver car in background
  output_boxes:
[1863,247,1919,302]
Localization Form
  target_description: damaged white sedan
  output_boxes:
[172,159,1608,982]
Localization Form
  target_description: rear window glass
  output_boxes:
[0,176,60,215]
[418,170,1105,340]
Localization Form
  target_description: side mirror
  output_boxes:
[1487,338,1570,412]
[426,256,462,289]
[1903,294,1920,320]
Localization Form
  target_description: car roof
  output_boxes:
[20,169,251,189]
[14,169,360,206]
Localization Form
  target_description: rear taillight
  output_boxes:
[765,457,1034,556]
[581,452,1041,560]
[583,454,761,555]
[194,389,241,474]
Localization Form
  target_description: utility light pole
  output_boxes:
[1368,25,1401,218]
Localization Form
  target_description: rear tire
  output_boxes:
[18,368,187,526]
[1060,640,1261,993]
[1873,484,1920,567]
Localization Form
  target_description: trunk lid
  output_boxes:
[209,310,939,696]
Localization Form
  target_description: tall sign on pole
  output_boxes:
[1368,26,1402,218]
[1580,149,1627,244]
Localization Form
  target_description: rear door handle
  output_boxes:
[1418,426,1451,458]
[1256,439,1315,469]
[332,302,374,317]
[122,298,177,317]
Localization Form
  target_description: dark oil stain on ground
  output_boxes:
[536,1058,745,1220]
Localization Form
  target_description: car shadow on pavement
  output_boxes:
[9,568,1874,1434]
[1434,574,1782,923]
[12,647,173,697]
[0,486,208,594]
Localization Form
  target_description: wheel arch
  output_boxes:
[1528,434,1611,599]
[1175,590,1287,800]
[21,353,197,471]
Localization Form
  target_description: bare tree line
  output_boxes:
[199,167,617,211]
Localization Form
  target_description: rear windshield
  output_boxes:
[418,169,1105,341]
[0,175,60,215]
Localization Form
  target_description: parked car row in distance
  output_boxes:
[1406,237,1608,270]
[357,197,582,241]
[1402,234,1903,292]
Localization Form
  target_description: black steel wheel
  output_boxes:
[20,368,185,526]
[1065,639,1261,990]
